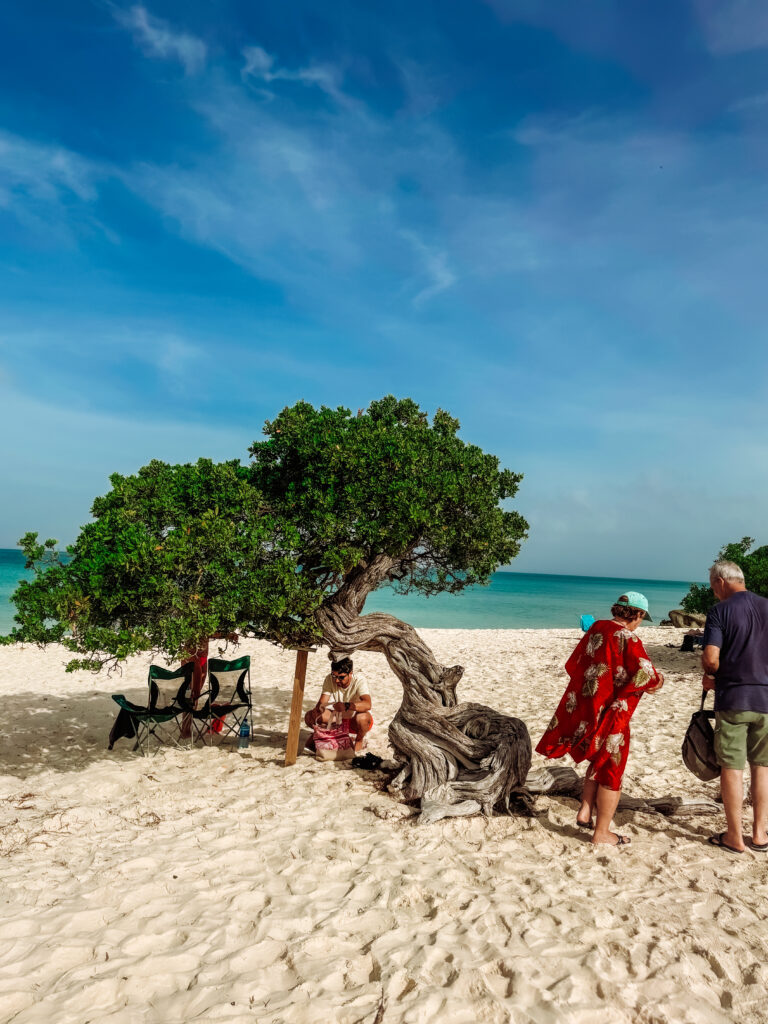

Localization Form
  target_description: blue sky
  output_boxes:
[2,0,768,580]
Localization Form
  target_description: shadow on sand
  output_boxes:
[0,684,297,778]
[641,635,705,678]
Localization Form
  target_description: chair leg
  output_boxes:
[219,712,251,744]
[192,719,207,746]
[218,716,239,742]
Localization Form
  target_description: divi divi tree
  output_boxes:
[248,396,532,813]
[5,398,532,815]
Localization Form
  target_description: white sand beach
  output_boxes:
[1,628,767,1024]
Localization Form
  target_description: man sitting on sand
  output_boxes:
[304,656,373,753]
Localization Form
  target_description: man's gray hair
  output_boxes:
[709,560,745,583]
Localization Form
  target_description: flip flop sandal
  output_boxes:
[576,819,593,829]
[708,832,744,854]
[748,839,768,851]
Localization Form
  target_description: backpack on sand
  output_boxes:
[313,711,355,762]
[682,690,720,782]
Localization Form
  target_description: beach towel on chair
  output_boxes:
[313,712,354,762]
[108,706,137,749]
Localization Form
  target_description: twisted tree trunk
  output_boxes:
[316,557,532,817]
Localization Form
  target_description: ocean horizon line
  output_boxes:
[495,568,697,586]
[0,547,699,632]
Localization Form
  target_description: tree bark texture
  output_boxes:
[316,558,532,816]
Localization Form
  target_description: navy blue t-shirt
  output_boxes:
[704,591,768,712]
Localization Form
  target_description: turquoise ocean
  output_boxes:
[0,547,695,634]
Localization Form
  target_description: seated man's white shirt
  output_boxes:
[321,672,369,705]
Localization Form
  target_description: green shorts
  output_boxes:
[714,710,768,770]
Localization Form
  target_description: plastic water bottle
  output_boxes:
[238,722,250,752]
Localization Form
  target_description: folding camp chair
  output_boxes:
[203,656,253,745]
[109,663,193,753]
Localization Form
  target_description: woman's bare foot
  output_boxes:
[592,832,631,846]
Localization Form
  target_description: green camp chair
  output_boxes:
[204,655,252,745]
[109,663,193,753]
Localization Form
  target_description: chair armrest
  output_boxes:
[111,694,147,714]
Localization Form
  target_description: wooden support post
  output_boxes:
[284,649,309,766]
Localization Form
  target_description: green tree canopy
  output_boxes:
[682,536,768,614]
[4,397,528,679]
[3,458,322,670]
[248,395,528,599]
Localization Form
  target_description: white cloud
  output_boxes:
[6,21,768,372]
[115,74,465,319]
[0,130,97,206]
[114,5,206,74]
[730,91,768,112]
[0,44,459,319]
[402,232,457,306]
[134,334,205,395]
[241,44,347,105]
[692,0,768,54]
[242,46,275,79]
[0,130,107,246]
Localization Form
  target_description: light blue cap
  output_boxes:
[616,591,652,621]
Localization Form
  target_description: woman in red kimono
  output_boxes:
[536,593,664,847]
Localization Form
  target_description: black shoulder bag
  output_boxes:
[681,689,720,781]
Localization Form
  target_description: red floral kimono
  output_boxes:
[535,621,662,790]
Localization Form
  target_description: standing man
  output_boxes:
[702,560,768,853]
